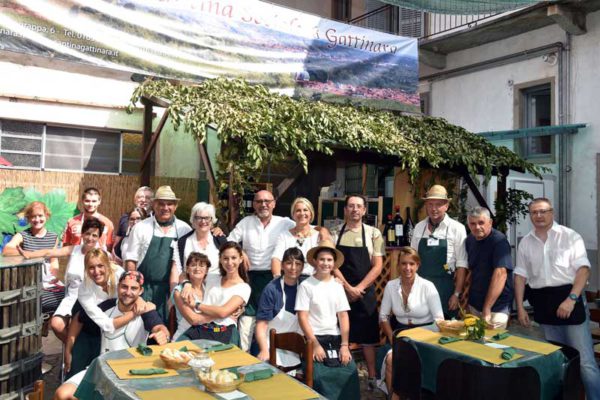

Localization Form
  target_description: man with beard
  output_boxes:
[228,190,295,351]
[125,186,191,321]
[54,271,169,400]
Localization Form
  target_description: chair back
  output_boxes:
[392,336,421,399]
[547,340,583,400]
[584,290,599,303]
[269,329,313,387]
[436,359,540,400]
[25,380,44,400]
[167,305,177,338]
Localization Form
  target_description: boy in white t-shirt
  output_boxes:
[296,240,359,400]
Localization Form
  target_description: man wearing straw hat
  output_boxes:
[410,184,467,318]
[125,186,191,321]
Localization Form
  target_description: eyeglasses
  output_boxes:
[530,209,553,216]
[254,199,274,205]
[193,216,212,222]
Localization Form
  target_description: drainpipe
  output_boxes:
[557,32,572,226]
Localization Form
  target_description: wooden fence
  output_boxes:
[0,170,200,230]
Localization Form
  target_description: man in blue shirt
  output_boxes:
[465,207,513,328]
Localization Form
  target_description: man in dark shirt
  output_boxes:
[465,207,513,329]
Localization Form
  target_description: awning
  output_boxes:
[478,123,587,141]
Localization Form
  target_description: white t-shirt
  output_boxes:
[78,265,124,333]
[379,275,444,326]
[295,276,350,336]
[172,233,221,276]
[203,277,251,326]
[272,228,319,275]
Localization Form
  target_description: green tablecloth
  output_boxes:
[74,340,323,400]
[399,327,567,399]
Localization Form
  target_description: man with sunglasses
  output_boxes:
[228,190,295,351]
[515,198,600,400]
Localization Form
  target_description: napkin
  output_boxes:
[179,346,189,352]
[492,332,511,341]
[243,368,274,382]
[205,343,234,352]
[136,344,153,356]
[501,348,516,360]
[438,336,462,344]
[129,368,168,375]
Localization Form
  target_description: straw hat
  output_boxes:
[422,184,451,201]
[306,239,345,270]
[153,186,180,201]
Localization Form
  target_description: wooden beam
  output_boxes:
[197,139,216,197]
[461,171,495,219]
[274,163,304,199]
[139,108,169,174]
[419,48,447,70]
[140,98,153,186]
[548,5,586,35]
[361,163,368,195]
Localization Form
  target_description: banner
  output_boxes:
[0,0,419,112]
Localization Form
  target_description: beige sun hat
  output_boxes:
[153,185,180,201]
[307,239,345,270]
[422,184,451,201]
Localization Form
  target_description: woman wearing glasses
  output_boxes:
[171,202,226,290]
[271,197,330,278]
[378,246,443,398]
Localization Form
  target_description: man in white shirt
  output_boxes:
[125,186,192,321]
[410,185,467,318]
[55,271,169,400]
[515,198,600,400]
[228,190,294,351]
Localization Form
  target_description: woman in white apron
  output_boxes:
[256,248,304,367]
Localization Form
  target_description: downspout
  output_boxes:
[557,32,572,226]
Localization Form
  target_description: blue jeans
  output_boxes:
[541,305,600,400]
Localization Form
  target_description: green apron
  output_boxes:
[138,226,176,322]
[244,270,273,316]
[66,329,100,379]
[417,224,456,318]
[311,360,360,400]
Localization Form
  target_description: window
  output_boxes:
[0,118,142,174]
[516,83,554,162]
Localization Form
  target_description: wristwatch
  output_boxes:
[453,291,461,298]
[194,299,203,313]
[568,293,578,301]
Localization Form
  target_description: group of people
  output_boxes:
[2,182,599,400]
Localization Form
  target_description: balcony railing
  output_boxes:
[348,4,504,39]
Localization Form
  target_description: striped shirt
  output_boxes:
[20,228,57,251]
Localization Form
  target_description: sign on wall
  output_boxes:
[0,0,419,112]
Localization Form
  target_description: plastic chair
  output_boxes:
[268,329,313,388]
[391,335,422,400]
[546,340,583,400]
[25,380,44,400]
[436,358,540,400]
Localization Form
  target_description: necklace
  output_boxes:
[293,227,312,246]
[400,283,412,313]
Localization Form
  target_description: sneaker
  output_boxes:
[367,377,377,391]
[41,362,53,375]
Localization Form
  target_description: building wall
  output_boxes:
[420,11,600,288]
[0,54,201,180]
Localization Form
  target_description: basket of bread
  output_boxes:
[435,319,465,336]
[159,348,198,369]
[197,369,244,393]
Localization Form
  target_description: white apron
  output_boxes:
[101,306,147,353]
[267,279,301,368]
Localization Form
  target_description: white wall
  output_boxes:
[421,13,600,288]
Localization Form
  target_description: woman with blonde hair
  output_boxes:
[272,197,330,278]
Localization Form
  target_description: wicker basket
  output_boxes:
[159,350,199,370]
[436,320,465,336]
[198,373,244,393]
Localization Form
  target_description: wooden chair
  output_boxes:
[584,290,599,303]
[167,305,177,339]
[436,359,540,400]
[392,336,422,400]
[25,380,44,400]
[268,329,313,388]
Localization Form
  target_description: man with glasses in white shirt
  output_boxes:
[515,198,600,400]
[228,190,295,351]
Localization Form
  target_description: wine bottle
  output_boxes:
[393,205,404,247]
[384,214,396,247]
[404,207,414,246]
